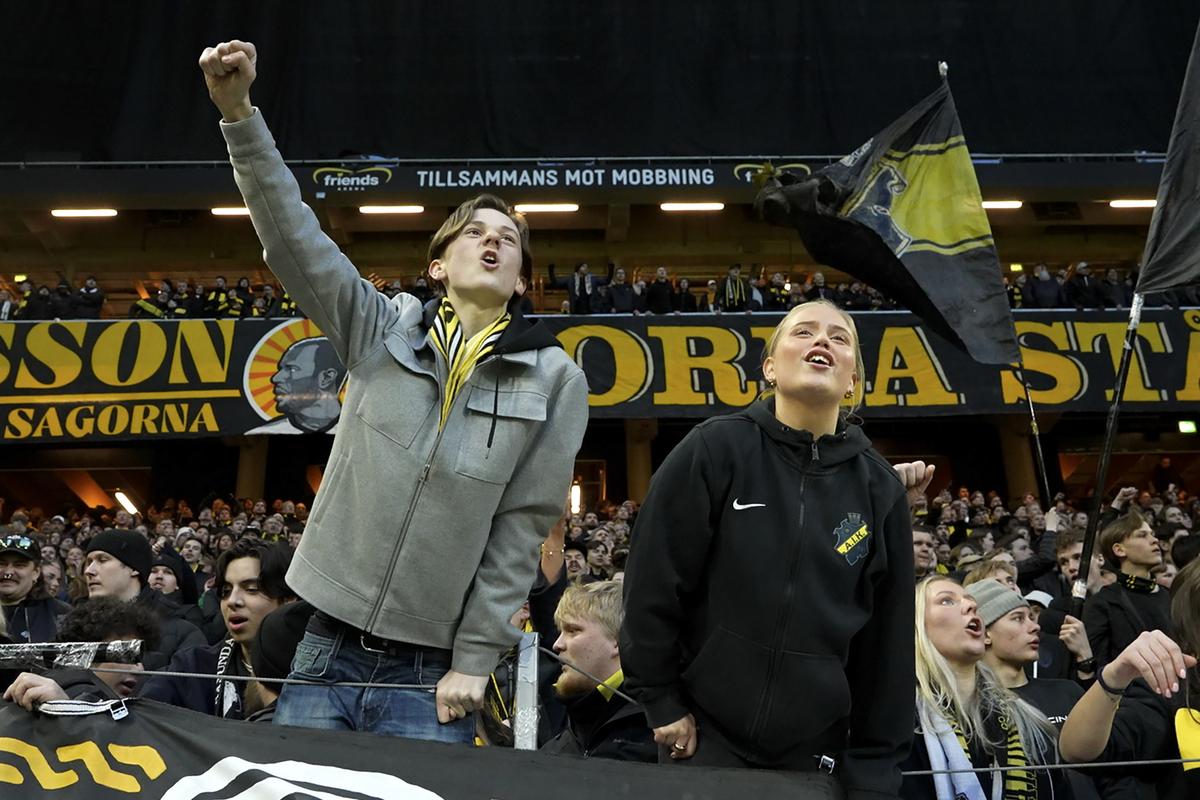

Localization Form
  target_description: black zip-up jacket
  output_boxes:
[1,595,70,644]
[541,687,657,762]
[620,399,914,800]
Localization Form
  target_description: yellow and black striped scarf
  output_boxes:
[724,276,746,307]
[952,714,1038,800]
[429,298,511,429]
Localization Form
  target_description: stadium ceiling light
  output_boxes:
[1009,263,1024,272]
[113,490,139,515]
[358,205,425,214]
[514,203,579,213]
[660,202,725,212]
[982,200,1023,210]
[211,206,251,216]
[50,208,118,218]
[13,273,27,283]
[1109,199,1157,208]
[570,482,582,515]
[1180,420,1197,434]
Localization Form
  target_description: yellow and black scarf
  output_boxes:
[952,713,1038,800]
[428,298,511,430]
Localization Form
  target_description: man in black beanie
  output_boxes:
[85,529,205,670]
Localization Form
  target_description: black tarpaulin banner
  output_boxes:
[755,83,1020,365]
[0,700,835,799]
[1138,21,1200,295]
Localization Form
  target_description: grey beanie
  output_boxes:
[968,578,1027,627]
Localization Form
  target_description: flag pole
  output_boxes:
[1013,363,1054,507]
[1070,293,1143,619]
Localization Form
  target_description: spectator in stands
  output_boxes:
[40,560,63,600]
[914,525,938,578]
[13,279,34,317]
[260,284,282,316]
[1102,268,1132,308]
[0,289,15,321]
[206,276,245,317]
[550,262,608,315]
[3,596,162,708]
[841,281,871,311]
[402,275,435,306]
[84,529,206,669]
[803,271,836,304]
[970,579,1101,799]
[141,538,295,720]
[762,272,790,311]
[234,276,255,306]
[201,38,587,744]
[714,263,751,312]
[902,577,1064,800]
[1023,264,1066,308]
[563,544,587,581]
[645,267,674,314]
[673,278,698,313]
[1065,262,1106,310]
[1173,533,1200,571]
[130,287,183,319]
[21,285,51,320]
[542,581,655,762]
[1084,510,1171,665]
[1060,561,1200,798]
[0,531,69,643]
[621,300,923,799]
[75,275,105,318]
[607,266,634,313]
[48,280,75,319]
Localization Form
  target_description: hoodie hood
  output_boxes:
[420,296,561,355]
[746,398,872,466]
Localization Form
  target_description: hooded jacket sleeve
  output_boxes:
[451,369,589,675]
[220,110,398,369]
[619,427,718,729]
[840,488,915,800]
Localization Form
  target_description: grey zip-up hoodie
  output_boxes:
[221,110,589,675]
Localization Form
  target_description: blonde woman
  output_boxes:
[905,575,1063,800]
[621,300,925,797]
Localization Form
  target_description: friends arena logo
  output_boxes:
[312,166,393,192]
[243,319,348,435]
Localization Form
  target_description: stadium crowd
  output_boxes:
[4,262,1195,323]
[0,457,1197,795]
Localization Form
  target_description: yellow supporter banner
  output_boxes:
[0,310,1196,443]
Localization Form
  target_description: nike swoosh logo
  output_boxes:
[732,499,766,511]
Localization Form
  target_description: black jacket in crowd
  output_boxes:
[541,686,657,762]
[0,595,71,644]
[136,586,207,671]
[620,398,914,799]
[1023,276,1066,308]
[1083,579,1172,666]
[645,280,674,314]
[1065,274,1107,310]
[74,285,105,318]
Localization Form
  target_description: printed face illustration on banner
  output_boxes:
[243,319,347,435]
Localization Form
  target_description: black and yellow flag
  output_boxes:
[756,83,1019,365]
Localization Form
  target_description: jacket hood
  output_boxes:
[420,296,561,355]
[745,398,872,466]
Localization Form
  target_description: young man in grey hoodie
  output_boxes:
[199,40,589,742]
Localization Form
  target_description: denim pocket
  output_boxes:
[414,649,453,689]
[289,629,342,681]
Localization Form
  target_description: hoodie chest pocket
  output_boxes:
[454,387,548,484]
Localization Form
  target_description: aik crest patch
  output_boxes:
[833,513,871,565]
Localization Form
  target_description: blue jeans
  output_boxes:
[273,613,475,743]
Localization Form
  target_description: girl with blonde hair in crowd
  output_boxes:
[622,300,929,797]
[904,575,1064,800]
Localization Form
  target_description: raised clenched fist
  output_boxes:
[198,40,257,122]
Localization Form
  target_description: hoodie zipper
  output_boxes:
[747,443,814,745]
[363,354,504,632]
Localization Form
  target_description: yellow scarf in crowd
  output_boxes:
[428,298,511,429]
